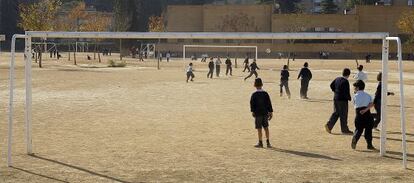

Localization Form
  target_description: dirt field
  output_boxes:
[0,52,413,182]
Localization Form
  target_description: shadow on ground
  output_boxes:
[267,147,341,161]
[29,154,132,183]
[10,166,69,183]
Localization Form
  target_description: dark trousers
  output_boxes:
[226,65,232,75]
[186,72,194,82]
[244,70,258,80]
[353,107,374,146]
[327,100,350,132]
[373,102,381,128]
[207,68,214,78]
[216,65,221,77]
[300,78,310,98]
[243,64,250,72]
[280,80,291,96]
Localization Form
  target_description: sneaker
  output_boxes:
[342,130,353,135]
[324,124,331,134]
[288,95,291,99]
[351,138,357,150]
[254,142,263,148]
[367,145,376,150]
[266,143,272,148]
[280,93,283,97]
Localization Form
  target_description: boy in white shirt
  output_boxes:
[351,80,375,150]
[353,65,368,82]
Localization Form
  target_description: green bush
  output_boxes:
[108,60,127,67]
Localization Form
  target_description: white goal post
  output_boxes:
[7,32,407,169]
[182,45,258,60]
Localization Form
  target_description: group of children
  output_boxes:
[186,57,390,150]
[186,56,260,82]
[325,66,393,150]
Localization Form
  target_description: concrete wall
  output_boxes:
[272,14,359,32]
[166,5,204,32]
[356,5,414,35]
[203,5,272,32]
[166,5,272,32]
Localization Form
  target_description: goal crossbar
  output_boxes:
[7,31,408,169]
[183,45,258,60]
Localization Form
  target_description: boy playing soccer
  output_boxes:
[280,65,291,99]
[351,80,375,150]
[250,78,273,148]
[186,63,195,83]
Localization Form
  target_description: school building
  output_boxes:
[159,3,414,59]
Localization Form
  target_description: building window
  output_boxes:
[213,39,221,43]
[178,39,184,43]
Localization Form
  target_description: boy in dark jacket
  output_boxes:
[297,62,312,99]
[225,57,232,76]
[372,72,394,129]
[243,56,250,72]
[250,78,273,148]
[207,58,214,79]
[244,60,259,81]
[280,65,291,99]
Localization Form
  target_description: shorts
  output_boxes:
[255,115,269,129]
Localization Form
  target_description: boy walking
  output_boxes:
[250,78,273,148]
[243,56,250,72]
[297,62,312,99]
[215,57,222,77]
[280,65,291,99]
[207,58,214,79]
[186,63,195,83]
[325,68,353,134]
[225,57,233,76]
[351,80,375,150]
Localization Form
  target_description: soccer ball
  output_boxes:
[265,48,271,54]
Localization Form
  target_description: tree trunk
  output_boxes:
[119,39,122,61]
[98,51,101,63]
[68,44,71,61]
[35,50,38,63]
[74,51,77,65]
[39,52,42,68]
[94,41,97,60]
[287,52,291,69]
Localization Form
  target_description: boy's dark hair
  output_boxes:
[254,78,263,87]
[342,68,351,77]
[189,63,193,66]
[283,65,288,70]
[358,65,364,71]
[304,62,309,67]
[377,72,382,81]
[353,80,365,90]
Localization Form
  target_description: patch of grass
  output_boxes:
[108,60,127,67]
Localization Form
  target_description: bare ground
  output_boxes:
[0,52,413,182]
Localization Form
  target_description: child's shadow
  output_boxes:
[267,147,341,161]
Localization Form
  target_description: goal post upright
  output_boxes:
[24,35,33,155]
[385,37,408,169]
[8,34,26,166]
